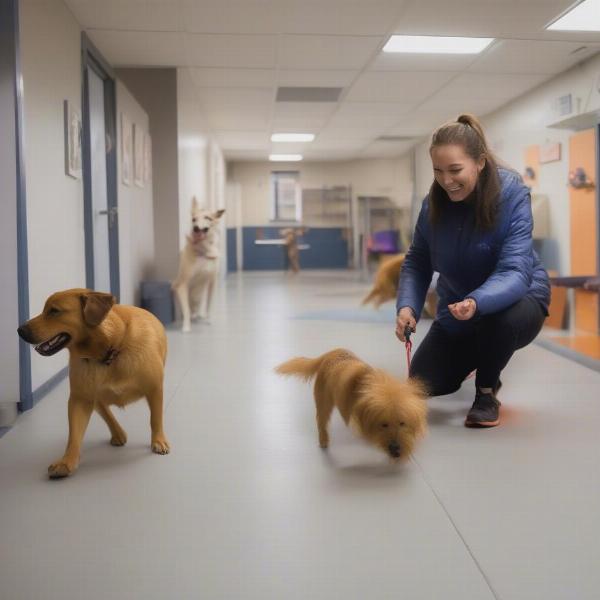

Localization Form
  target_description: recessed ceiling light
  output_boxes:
[271,133,315,142]
[383,35,494,54]
[269,154,303,162]
[547,0,600,31]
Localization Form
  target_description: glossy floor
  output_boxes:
[1,271,598,599]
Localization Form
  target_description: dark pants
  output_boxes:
[409,295,546,396]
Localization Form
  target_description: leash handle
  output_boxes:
[404,325,413,371]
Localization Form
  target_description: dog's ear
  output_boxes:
[191,196,199,213]
[80,292,115,327]
[213,209,225,220]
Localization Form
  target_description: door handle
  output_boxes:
[98,206,118,227]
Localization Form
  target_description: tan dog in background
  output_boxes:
[172,197,225,332]
[17,289,169,478]
[276,348,427,461]
[279,227,307,273]
[363,253,438,318]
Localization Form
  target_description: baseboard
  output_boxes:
[19,366,69,412]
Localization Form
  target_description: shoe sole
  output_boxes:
[464,418,500,428]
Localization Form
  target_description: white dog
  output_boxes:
[172,198,225,332]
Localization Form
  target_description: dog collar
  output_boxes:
[101,347,120,365]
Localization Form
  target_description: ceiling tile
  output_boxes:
[345,71,457,103]
[87,30,186,66]
[279,34,383,69]
[184,33,277,68]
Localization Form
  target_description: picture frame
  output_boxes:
[133,122,144,188]
[64,100,82,179]
[143,131,152,185]
[121,113,132,186]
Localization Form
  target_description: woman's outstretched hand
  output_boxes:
[396,307,416,341]
[448,298,477,320]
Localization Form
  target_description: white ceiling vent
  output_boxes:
[276,87,343,102]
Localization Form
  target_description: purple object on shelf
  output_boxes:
[368,230,399,254]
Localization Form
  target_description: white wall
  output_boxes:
[228,156,413,227]
[116,81,155,306]
[413,51,600,276]
[21,0,86,388]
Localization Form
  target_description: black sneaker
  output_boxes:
[465,389,501,428]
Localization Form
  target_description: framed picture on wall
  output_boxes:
[121,113,132,186]
[143,131,152,185]
[63,100,82,179]
[133,122,144,188]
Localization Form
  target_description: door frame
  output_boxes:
[81,33,120,299]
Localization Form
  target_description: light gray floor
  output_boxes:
[1,271,599,600]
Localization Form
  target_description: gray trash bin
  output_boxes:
[140,281,174,325]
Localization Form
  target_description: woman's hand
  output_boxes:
[448,298,477,320]
[396,307,416,341]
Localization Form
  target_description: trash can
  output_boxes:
[140,281,174,325]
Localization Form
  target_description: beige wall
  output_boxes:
[20,3,157,389]
[116,81,155,306]
[21,0,86,388]
[228,157,413,227]
[117,68,180,282]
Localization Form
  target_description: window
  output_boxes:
[271,171,301,222]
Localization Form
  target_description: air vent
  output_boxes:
[276,87,343,103]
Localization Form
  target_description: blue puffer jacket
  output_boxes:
[396,168,550,334]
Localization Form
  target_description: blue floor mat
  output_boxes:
[293,306,396,323]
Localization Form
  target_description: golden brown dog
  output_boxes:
[275,348,427,461]
[17,289,169,478]
[362,253,438,318]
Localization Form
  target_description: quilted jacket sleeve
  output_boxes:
[467,186,534,315]
[396,200,434,319]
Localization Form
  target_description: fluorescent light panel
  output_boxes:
[547,0,600,31]
[271,133,315,142]
[269,154,303,162]
[383,35,494,54]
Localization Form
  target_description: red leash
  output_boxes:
[404,325,413,371]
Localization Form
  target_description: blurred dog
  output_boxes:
[279,227,307,273]
[362,253,438,318]
[172,197,225,332]
[275,348,427,461]
[17,289,169,478]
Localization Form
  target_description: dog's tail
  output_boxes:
[274,356,324,381]
[361,287,380,307]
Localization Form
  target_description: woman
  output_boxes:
[396,114,550,427]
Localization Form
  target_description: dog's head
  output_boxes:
[351,371,427,461]
[190,197,225,243]
[17,289,115,356]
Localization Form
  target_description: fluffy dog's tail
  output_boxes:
[275,356,323,381]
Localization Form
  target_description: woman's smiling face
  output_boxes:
[431,143,485,202]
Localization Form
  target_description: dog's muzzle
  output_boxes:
[388,442,401,458]
[17,325,34,344]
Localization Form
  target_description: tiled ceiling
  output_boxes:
[64,0,600,161]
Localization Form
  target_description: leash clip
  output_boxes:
[404,325,413,371]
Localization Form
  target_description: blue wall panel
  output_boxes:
[226,228,237,272]
[242,227,348,270]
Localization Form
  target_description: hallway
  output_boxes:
[1,271,599,600]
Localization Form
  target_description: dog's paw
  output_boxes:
[151,438,170,455]
[110,430,127,446]
[181,324,191,333]
[48,459,76,479]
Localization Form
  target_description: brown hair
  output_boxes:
[428,113,501,230]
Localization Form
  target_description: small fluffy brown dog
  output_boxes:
[17,289,169,479]
[275,348,427,461]
[362,253,438,318]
